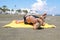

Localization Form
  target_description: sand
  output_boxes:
[0,14,60,40]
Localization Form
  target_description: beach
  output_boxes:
[0,14,60,40]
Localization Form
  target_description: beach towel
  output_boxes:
[3,20,56,28]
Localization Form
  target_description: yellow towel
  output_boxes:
[3,20,56,28]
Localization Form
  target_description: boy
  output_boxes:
[16,12,47,29]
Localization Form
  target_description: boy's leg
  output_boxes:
[39,12,47,19]
[33,22,40,30]
[37,18,46,26]
[42,12,47,19]
[37,18,44,26]
[33,22,43,30]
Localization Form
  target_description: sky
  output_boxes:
[0,0,60,14]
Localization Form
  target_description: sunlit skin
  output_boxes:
[16,12,47,29]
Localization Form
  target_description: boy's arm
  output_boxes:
[15,20,24,24]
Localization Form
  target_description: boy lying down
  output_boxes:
[16,12,47,30]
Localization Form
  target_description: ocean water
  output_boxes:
[47,14,60,16]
